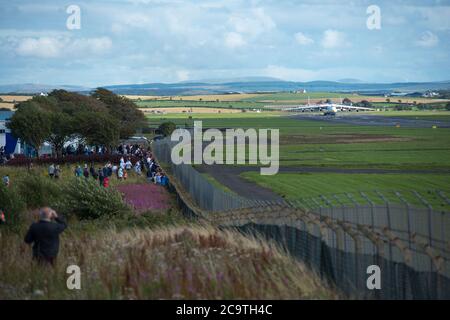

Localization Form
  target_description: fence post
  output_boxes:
[412,190,437,297]
[395,191,412,250]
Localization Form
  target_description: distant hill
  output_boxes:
[0,83,90,94]
[1,79,450,96]
[337,78,364,84]
[180,76,283,84]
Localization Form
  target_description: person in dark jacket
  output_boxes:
[24,207,67,266]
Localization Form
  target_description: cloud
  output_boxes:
[321,29,346,48]
[16,37,62,58]
[263,65,319,82]
[176,70,190,82]
[224,32,246,49]
[227,7,276,38]
[294,32,314,46]
[15,36,112,58]
[416,31,439,47]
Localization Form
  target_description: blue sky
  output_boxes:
[0,0,449,86]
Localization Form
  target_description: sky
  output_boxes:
[0,0,449,87]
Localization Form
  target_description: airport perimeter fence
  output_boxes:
[152,138,450,299]
[152,138,257,211]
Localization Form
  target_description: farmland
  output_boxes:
[0,95,31,109]
[135,92,450,111]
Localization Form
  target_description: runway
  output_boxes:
[289,113,450,128]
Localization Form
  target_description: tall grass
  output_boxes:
[0,224,337,299]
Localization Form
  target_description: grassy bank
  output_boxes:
[0,223,336,299]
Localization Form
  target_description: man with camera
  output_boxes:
[24,207,67,266]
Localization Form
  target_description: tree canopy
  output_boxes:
[158,122,177,137]
[342,98,352,105]
[7,89,146,157]
[92,88,147,138]
[7,102,51,154]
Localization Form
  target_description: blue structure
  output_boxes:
[0,111,19,155]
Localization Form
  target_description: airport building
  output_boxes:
[0,110,21,155]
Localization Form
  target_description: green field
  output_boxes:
[145,94,450,206]
[241,92,351,102]
[137,99,266,109]
[241,172,450,210]
[148,112,450,170]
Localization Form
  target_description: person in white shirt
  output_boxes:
[48,164,55,178]
[134,161,141,175]
[125,159,132,170]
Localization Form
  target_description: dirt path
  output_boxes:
[197,165,284,201]
[196,165,450,200]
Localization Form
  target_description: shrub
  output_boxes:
[16,173,62,209]
[158,121,176,136]
[57,178,131,219]
[0,184,26,227]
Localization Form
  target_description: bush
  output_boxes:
[16,173,62,209]
[57,178,131,219]
[0,184,26,227]
[158,121,176,136]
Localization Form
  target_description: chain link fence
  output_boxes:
[153,138,258,211]
[152,138,450,299]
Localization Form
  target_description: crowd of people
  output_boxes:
[1,143,171,266]
[46,146,169,188]
[62,142,148,158]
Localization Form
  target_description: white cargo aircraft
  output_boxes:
[279,103,375,115]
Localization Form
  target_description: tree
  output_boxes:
[446,102,450,111]
[47,112,75,157]
[342,97,352,105]
[7,102,51,156]
[358,100,373,108]
[77,111,120,148]
[158,122,177,136]
[92,88,146,139]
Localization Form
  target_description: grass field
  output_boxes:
[125,93,260,101]
[0,102,14,110]
[241,172,450,210]
[148,109,450,207]
[241,92,448,105]
[0,95,32,103]
[136,99,266,109]
[146,106,449,172]
[135,92,449,111]
[0,222,335,299]
[148,112,450,170]
[140,107,245,114]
